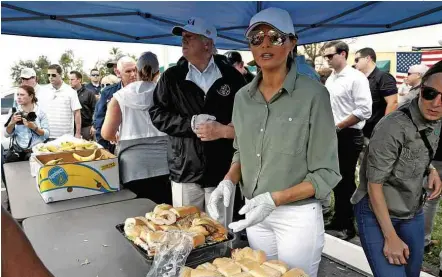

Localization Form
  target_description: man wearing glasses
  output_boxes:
[322,40,372,240]
[85,69,101,96]
[40,64,82,140]
[13,68,41,108]
[399,64,429,106]
[149,17,246,228]
[354,47,398,138]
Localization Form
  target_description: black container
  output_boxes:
[115,224,235,267]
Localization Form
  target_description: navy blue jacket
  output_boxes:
[93,82,122,141]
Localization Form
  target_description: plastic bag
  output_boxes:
[146,231,194,277]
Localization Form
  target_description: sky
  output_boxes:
[0,23,441,92]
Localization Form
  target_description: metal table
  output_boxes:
[4,161,136,221]
[23,198,156,277]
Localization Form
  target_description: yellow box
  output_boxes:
[35,149,120,203]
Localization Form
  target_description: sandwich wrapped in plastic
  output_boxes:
[146,231,194,277]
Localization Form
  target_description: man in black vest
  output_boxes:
[149,17,246,227]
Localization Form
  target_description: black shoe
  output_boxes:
[326,228,356,241]
[324,219,342,231]
[439,270,442,277]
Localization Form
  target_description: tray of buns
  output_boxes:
[180,247,309,277]
[116,204,235,266]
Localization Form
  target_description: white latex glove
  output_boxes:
[191,114,216,133]
[228,192,276,233]
[207,180,235,220]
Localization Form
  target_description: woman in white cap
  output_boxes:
[101,52,171,204]
[207,7,341,276]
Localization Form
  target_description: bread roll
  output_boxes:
[145,231,166,245]
[171,206,200,218]
[191,269,222,277]
[153,204,173,214]
[248,250,266,264]
[249,265,280,277]
[158,225,179,231]
[281,268,309,277]
[192,233,206,248]
[234,259,260,272]
[263,260,289,274]
[146,221,162,231]
[196,262,218,271]
[187,225,210,236]
[217,263,242,277]
[232,247,254,261]
[231,273,253,277]
[180,266,192,277]
[213,257,235,268]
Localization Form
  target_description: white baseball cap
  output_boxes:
[20,68,36,79]
[245,7,296,38]
[408,64,429,75]
[172,17,217,43]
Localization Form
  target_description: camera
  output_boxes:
[15,111,37,125]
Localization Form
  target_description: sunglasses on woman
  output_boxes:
[421,85,442,101]
[101,83,112,88]
[247,29,288,47]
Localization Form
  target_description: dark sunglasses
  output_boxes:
[47,74,58,78]
[421,85,442,101]
[354,56,366,63]
[101,83,112,88]
[91,74,100,77]
[323,53,338,60]
[247,29,288,47]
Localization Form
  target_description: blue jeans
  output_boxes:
[354,196,424,277]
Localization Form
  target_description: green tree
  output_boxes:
[58,49,84,82]
[109,47,123,61]
[35,55,51,84]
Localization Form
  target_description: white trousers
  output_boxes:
[246,201,324,277]
[171,181,235,228]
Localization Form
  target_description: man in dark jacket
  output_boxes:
[225,51,255,83]
[149,17,246,227]
[93,56,136,152]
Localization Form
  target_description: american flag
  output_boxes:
[396,50,442,85]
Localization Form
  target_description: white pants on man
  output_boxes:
[246,201,324,277]
[171,182,235,228]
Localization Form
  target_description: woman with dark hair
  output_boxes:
[351,60,442,277]
[101,52,171,204]
[207,8,341,277]
[4,85,49,162]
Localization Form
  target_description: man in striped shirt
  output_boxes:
[39,64,82,139]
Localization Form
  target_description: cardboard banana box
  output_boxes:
[35,149,120,203]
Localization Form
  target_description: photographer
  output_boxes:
[4,85,49,163]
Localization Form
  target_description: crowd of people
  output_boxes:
[2,6,442,277]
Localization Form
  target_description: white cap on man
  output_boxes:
[245,7,296,38]
[20,68,36,79]
[408,63,429,75]
[172,17,217,43]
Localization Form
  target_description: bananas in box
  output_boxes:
[36,141,99,153]
[35,149,120,203]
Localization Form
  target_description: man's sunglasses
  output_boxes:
[421,85,442,101]
[47,74,58,78]
[247,30,288,47]
[101,83,112,88]
[91,74,100,77]
[354,56,366,64]
[323,53,339,60]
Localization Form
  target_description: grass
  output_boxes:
[424,200,442,268]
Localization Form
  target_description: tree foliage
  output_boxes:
[302,42,324,66]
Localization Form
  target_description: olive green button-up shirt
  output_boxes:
[232,62,341,205]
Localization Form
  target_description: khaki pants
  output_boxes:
[171,181,235,228]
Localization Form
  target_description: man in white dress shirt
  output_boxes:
[149,17,246,227]
[322,40,372,240]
